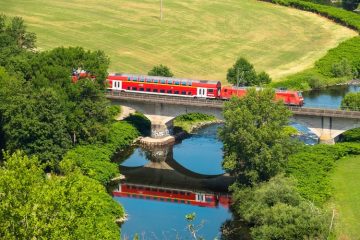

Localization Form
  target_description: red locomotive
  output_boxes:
[113,183,231,208]
[106,73,304,106]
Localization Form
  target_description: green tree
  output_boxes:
[257,71,272,85]
[0,151,124,240]
[148,64,174,77]
[232,175,329,240]
[219,88,293,185]
[0,84,71,165]
[341,91,360,111]
[331,58,353,77]
[226,57,258,86]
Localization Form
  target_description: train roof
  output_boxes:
[109,73,221,85]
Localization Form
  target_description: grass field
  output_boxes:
[0,0,356,81]
[332,155,360,240]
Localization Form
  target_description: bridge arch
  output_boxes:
[291,115,360,144]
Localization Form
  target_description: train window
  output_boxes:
[181,91,186,95]
[145,187,150,191]
[127,77,131,81]
[188,82,192,86]
[159,189,164,192]
[174,90,179,94]
[139,88,144,91]
[174,81,180,85]
[173,191,178,194]
[208,89,214,93]
[153,89,158,92]
[132,77,137,82]
[140,78,144,82]
[160,89,165,93]
[167,80,173,85]
[181,82,187,86]
[166,190,171,193]
[187,92,192,95]
[127,87,130,90]
[167,90,172,94]
[146,88,151,92]
[160,80,166,84]
[132,87,137,91]
[224,89,228,92]
[180,192,185,195]
[154,79,159,83]
[146,79,151,83]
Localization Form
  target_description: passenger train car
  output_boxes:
[113,183,231,208]
[106,73,304,106]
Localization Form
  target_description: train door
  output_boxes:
[195,193,206,202]
[197,88,207,98]
[113,80,122,90]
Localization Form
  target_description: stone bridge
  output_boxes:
[107,91,360,144]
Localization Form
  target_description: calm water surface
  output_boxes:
[115,124,232,240]
[302,85,360,108]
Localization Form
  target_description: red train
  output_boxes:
[107,73,304,106]
[113,183,231,208]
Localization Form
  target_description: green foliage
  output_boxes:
[173,113,216,133]
[331,58,354,77]
[60,122,139,184]
[0,151,123,240]
[227,57,272,86]
[341,91,360,110]
[287,143,360,205]
[257,71,272,85]
[107,105,121,118]
[148,64,174,77]
[232,175,329,240]
[219,88,293,185]
[175,113,215,122]
[105,121,140,153]
[124,112,151,136]
[340,127,360,142]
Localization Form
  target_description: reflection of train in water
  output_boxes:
[113,183,231,208]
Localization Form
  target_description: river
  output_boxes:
[113,85,359,239]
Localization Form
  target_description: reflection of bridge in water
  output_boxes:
[117,143,234,196]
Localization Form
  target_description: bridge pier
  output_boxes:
[150,119,174,138]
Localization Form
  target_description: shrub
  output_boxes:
[341,91,360,110]
[232,175,329,240]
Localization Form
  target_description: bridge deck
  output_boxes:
[106,91,360,119]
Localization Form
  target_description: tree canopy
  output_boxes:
[232,175,329,240]
[148,64,174,77]
[226,57,271,86]
[341,91,360,111]
[0,151,124,240]
[219,88,293,185]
